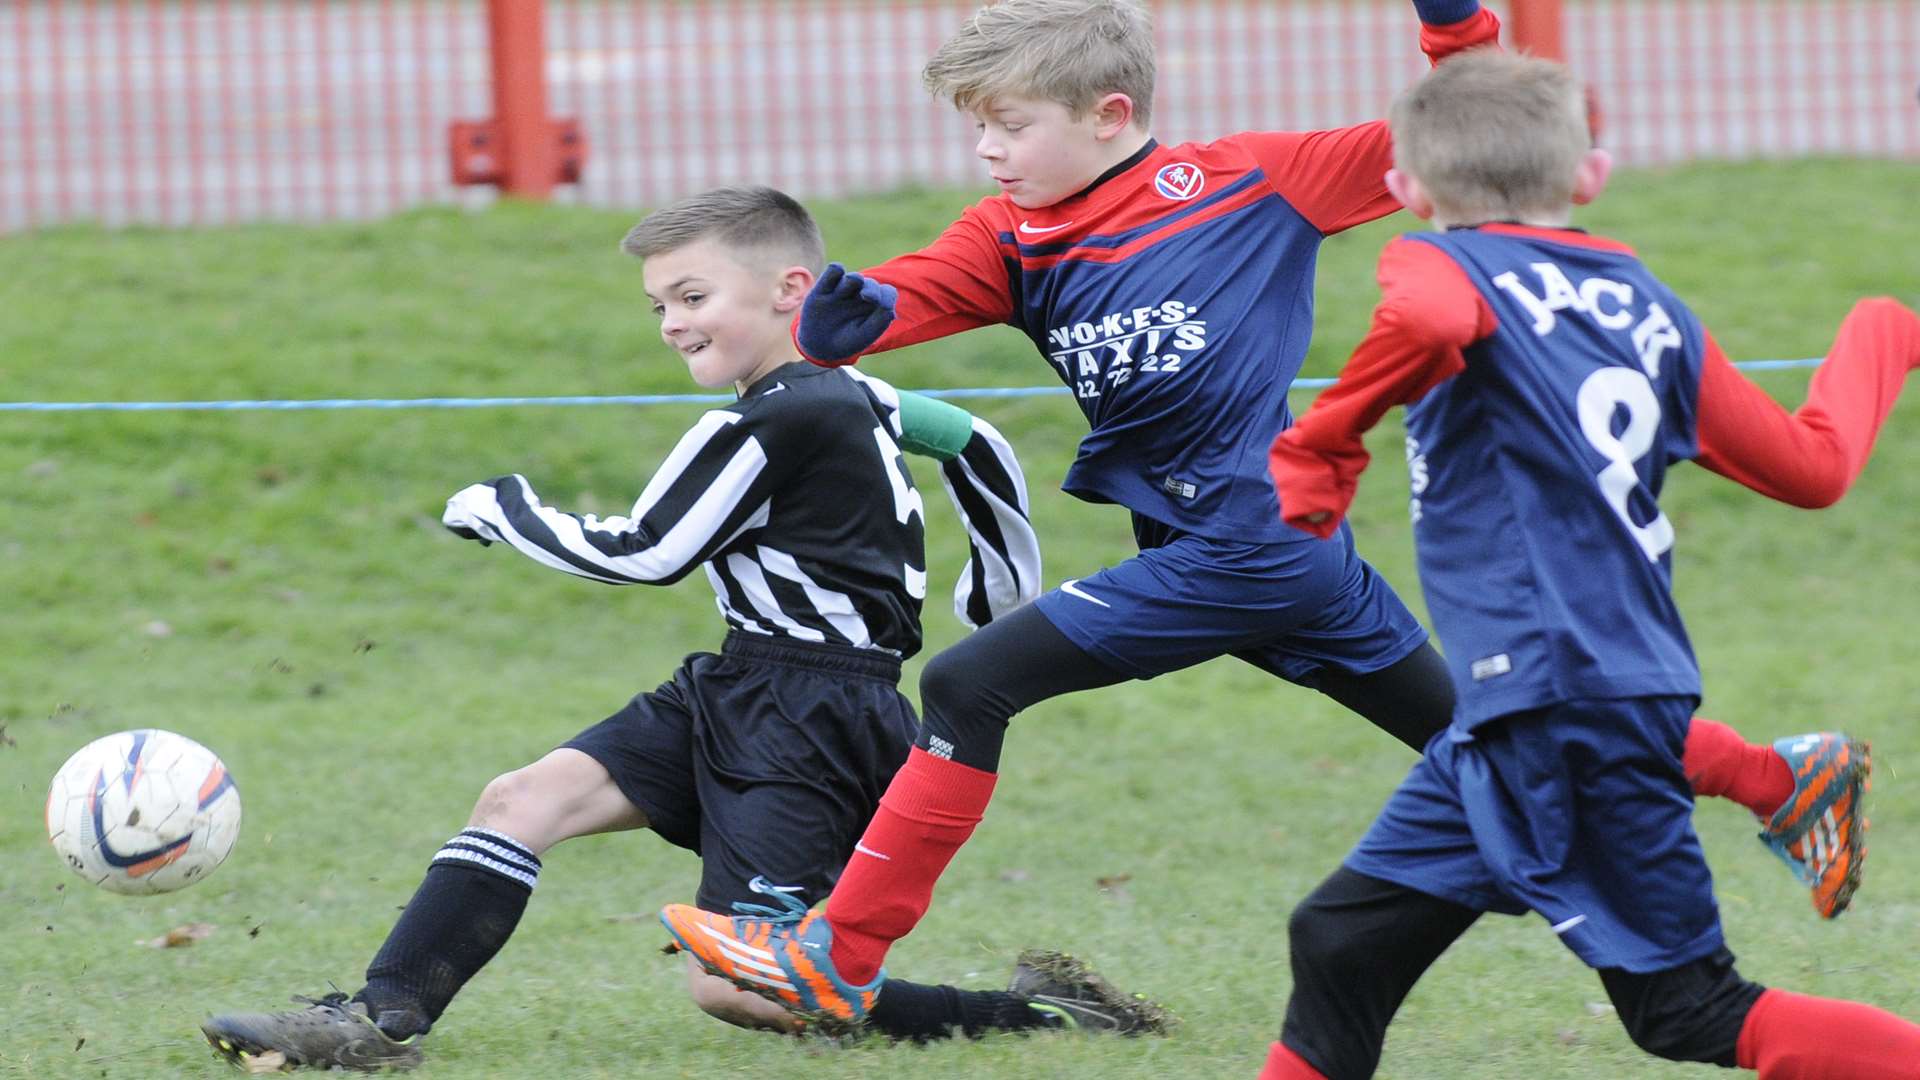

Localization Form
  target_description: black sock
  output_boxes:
[865,980,1054,1042]
[358,828,541,1037]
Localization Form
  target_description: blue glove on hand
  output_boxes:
[1410,0,1479,24]
[796,263,898,363]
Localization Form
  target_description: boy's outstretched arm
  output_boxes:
[886,383,1043,626]
[1243,3,1500,238]
[793,206,1016,366]
[1692,298,1920,506]
[1269,239,1492,536]
[1408,0,1500,57]
[440,409,793,586]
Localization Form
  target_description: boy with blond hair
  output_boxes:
[199,186,1161,1071]
[1264,50,1920,1079]
[664,0,1860,1032]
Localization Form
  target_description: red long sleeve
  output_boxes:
[1269,238,1492,536]
[794,203,1017,367]
[1693,298,1920,507]
[1418,7,1503,64]
[1242,8,1502,235]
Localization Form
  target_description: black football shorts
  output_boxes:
[564,631,916,913]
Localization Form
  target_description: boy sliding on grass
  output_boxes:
[664,0,1866,1031]
[1263,49,1920,1079]
[201,186,1163,1072]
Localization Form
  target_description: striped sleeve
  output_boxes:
[440,408,785,586]
[937,413,1043,628]
[848,371,1042,628]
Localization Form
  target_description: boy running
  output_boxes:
[1263,50,1920,1080]
[200,186,1158,1071]
[664,0,1860,1031]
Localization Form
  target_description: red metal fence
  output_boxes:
[3,1,1916,233]
[2,1,492,229]
[1568,1,1920,164]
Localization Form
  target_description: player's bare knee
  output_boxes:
[470,768,527,824]
[468,765,563,844]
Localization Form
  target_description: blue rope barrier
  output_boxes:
[0,358,1823,413]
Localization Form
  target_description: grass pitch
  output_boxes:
[2,159,1918,1079]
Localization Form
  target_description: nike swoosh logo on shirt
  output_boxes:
[1017,220,1074,236]
[762,382,787,395]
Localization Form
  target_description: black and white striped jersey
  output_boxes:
[441,361,1040,658]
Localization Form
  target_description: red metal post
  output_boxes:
[451,0,585,198]
[1507,0,1565,60]
[1506,0,1600,144]
[488,0,555,197]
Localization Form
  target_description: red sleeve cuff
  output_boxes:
[1421,7,1502,63]
[1273,457,1354,537]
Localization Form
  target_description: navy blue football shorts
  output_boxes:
[563,631,916,914]
[1345,695,1725,973]
[1031,519,1428,683]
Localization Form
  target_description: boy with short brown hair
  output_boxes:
[198,185,1166,1070]
[1264,49,1920,1080]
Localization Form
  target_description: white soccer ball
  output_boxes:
[44,729,243,895]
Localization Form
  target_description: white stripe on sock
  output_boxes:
[432,847,538,890]
[453,831,541,873]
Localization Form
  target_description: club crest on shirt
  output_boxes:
[1153,162,1205,201]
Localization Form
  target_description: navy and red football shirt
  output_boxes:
[799,14,1502,543]
[1271,224,1920,726]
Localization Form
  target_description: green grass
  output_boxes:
[2,158,1918,1079]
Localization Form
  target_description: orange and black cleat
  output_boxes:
[660,877,882,1032]
[1758,732,1871,919]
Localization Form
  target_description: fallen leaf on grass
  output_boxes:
[1096,872,1134,904]
[244,1049,288,1073]
[138,922,216,948]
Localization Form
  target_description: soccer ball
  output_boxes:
[44,729,243,895]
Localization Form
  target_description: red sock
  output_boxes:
[1260,1042,1330,1080]
[1684,717,1794,818]
[824,748,997,985]
[1737,988,1920,1077]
